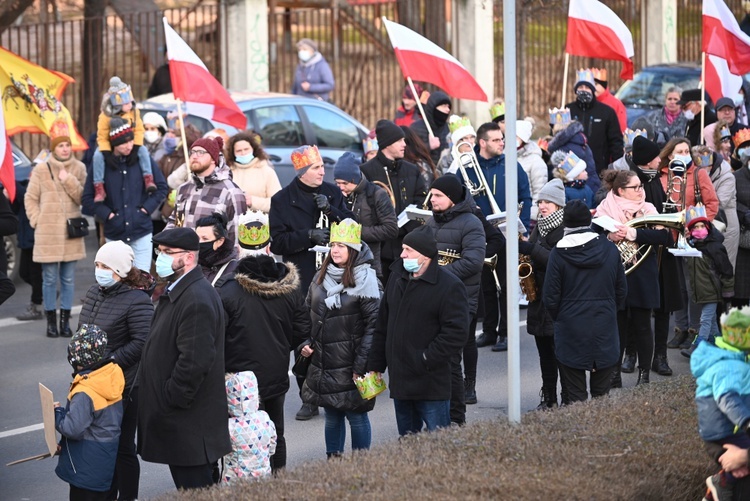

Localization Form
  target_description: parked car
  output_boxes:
[4,142,34,282]
[614,63,701,127]
[138,92,370,187]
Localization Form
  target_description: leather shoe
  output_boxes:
[621,353,636,373]
[491,337,508,352]
[476,333,497,348]
[295,403,319,421]
[651,354,673,376]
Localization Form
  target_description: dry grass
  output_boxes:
[155,375,715,501]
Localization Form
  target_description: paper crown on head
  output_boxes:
[686,205,709,229]
[329,218,362,251]
[576,68,596,86]
[549,107,571,126]
[721,126,732,141]
[695,152,713,168]
[448,115,472,134]
[362,137,379,154]
[720,306,750,351]
[623,128,647,148]
[238,211,270,250]
[291,145,322,171]
[557,151,587,181]
[489,102,505,121]
[108,76,133,106]
[733,128,750,148]
[592,67,608,82]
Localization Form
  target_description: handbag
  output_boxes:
[66,217,89,238]
[291,352,311,378]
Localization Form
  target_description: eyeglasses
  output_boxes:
[189,149,209,157]
[622,184,644,191]
[155,249,189,256]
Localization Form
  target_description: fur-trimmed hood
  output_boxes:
[234,260,300,298]
[548,121,586,152]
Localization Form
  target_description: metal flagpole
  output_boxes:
[504,0,520,425]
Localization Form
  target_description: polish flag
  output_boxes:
[566,0,634,80]
[704,54,743,104]
[163,18,246,130]
[382,17,487,102]
[0,103,15,203]
[703,0,750,75]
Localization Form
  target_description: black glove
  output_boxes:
[314,194,331,213]
[309,228,330,246]
[518,240,535,255]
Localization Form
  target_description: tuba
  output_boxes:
[617,211,685,274]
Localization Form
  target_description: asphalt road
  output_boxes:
[0,235,693,500]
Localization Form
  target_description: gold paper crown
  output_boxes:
[721,307,750,350]
[623,128,647,147]
[686,205,709,228]
[576,68,595,86]
[238,217,270,250]
[49,117,70,140]
[489,103,505,121]
[721,126,732,140]
[733,128,750,148]
[548,107,571,125]
[695,152,713,168]
[362,137,378,154]
[329,218,362,247]
[591,67,608,82]
[448,115,472,134]
[291,145,322,171]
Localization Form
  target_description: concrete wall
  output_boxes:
[225,0,269,92]
[642,0,678,66]
[454,0,494,128]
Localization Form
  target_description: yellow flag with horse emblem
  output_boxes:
[0,46,87,151]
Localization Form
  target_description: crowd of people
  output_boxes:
[5,53,750,499]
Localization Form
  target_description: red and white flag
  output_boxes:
[0,103,15,203]
[566,0,634,80]
[703,0,750,75]
[705,54,743,104]
[382,17,487,102]
[163,18,246,130]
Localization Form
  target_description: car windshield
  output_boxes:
[615,70,700,107]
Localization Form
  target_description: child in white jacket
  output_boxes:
[223,371,277,483]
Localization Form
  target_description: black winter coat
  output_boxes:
[218,260,309,401]
[525,221,565,337]
[367,259,469,400]
[345,179,398,277]
[360,151,428,260]
[565,99,624,174]
[621,227,670,309]
[544,230,627,370]
[78,281,153,393]
[269,178,355,291]
[302,246,381,412]
[137,266,231,466]
[411,91,451,164]
[427,186,486,315]
[685,109,717,149]
[734,167,750,298]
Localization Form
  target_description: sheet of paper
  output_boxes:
[592,215,620,233]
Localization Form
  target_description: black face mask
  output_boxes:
[433,108,450,126]
[576,90,594,105]
[199,240,219,266]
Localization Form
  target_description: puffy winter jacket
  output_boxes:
[687,227,734,304]
[547,121,600,193]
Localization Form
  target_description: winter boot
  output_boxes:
[679,328,697,350]
[681,342,700,359]
[17,303,43,321]
[621,352,637,373]
[143,174,157,193]
[667,327,689,349]
[636,368,650,385]
[295,403,319,421]
[93,182,107,203]
[536,387,558,410]
[651,352,673,376]
[464,379,477,405]
[59,309,73,338]
[610,366,623,389]
[45,310,59,338]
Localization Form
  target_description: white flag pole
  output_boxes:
[175,99,190,164]
[561,53,570,108]
[408,76,434,138]
[701,52,706,145]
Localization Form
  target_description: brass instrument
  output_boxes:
[455,141,502,217]
[617,211,685,275]
[373,180,396,207]
[437,249,460,266]
[518,245,537,301]
[315,210,329,270]
[663,159,687,214]
[484,254,502,291]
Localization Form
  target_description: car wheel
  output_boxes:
[4,235,20,283]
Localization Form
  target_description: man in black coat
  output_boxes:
[679,88,717,149]
[426,176,485,425]
[367,225,468,436]
[566,77,624,174]
[360,120,428,283]
[137,228,231,490]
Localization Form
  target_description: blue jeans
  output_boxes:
[697,302,720,344]
[393,399,450,436]
[93,145,152,183]
[323,407,371,455]
[41,261,76,311]
[107,233,152,272]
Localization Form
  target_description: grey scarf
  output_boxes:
[322,263,379,310]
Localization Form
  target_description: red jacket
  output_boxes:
[394,106,423,127]
[597,90,627,133]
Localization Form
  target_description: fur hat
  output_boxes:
[190,136,224,165]
[537,178,566,208]
[95,240,134,278]
[67,324,108,369]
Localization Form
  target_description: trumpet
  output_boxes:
[455,141,502,217]
[437,249,460,266]
[315,210,329,270]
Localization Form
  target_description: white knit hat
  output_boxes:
[448,115,476,145]
[95,240,134,278]
[516,120,533,144]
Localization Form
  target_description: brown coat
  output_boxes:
[25,155,87,263]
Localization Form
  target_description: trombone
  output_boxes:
[454,141,502,217]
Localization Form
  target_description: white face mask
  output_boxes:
[144,130,160,144]
[673,154,692,166]
[683,110,695,121]
[298,50,313,62]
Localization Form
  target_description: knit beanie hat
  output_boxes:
[376,119,405,149]
[537,178,566,208]
[562,200,592,228]
[190,136,224,165]
[109,117,134,147]
[402,225,438,258]
[631,136,661,166]
[67,324,108,369]
[430,175,464,204]
[402,83,424,101]
[333,151,362,184]
[297,38,318,52]
[95,240,134,278]
[108,76,133,107]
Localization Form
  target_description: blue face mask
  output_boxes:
[155,252,175,278]
[164,137,178,154]
[403,258,422,273]
[95,268,117,288]
[235,153,254,164]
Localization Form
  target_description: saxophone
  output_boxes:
[516,203,538,302]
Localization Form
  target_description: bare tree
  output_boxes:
[0,0,35,34]
[79,0,106,136]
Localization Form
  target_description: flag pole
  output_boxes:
[561,53,570,108]
[175,98,190,164]
[700,52,706,145]
[407,76,434,138]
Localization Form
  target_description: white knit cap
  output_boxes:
[142,112,167,132]
[516,120,533,144]
[95,240,134,278]
[451,124,476,145]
